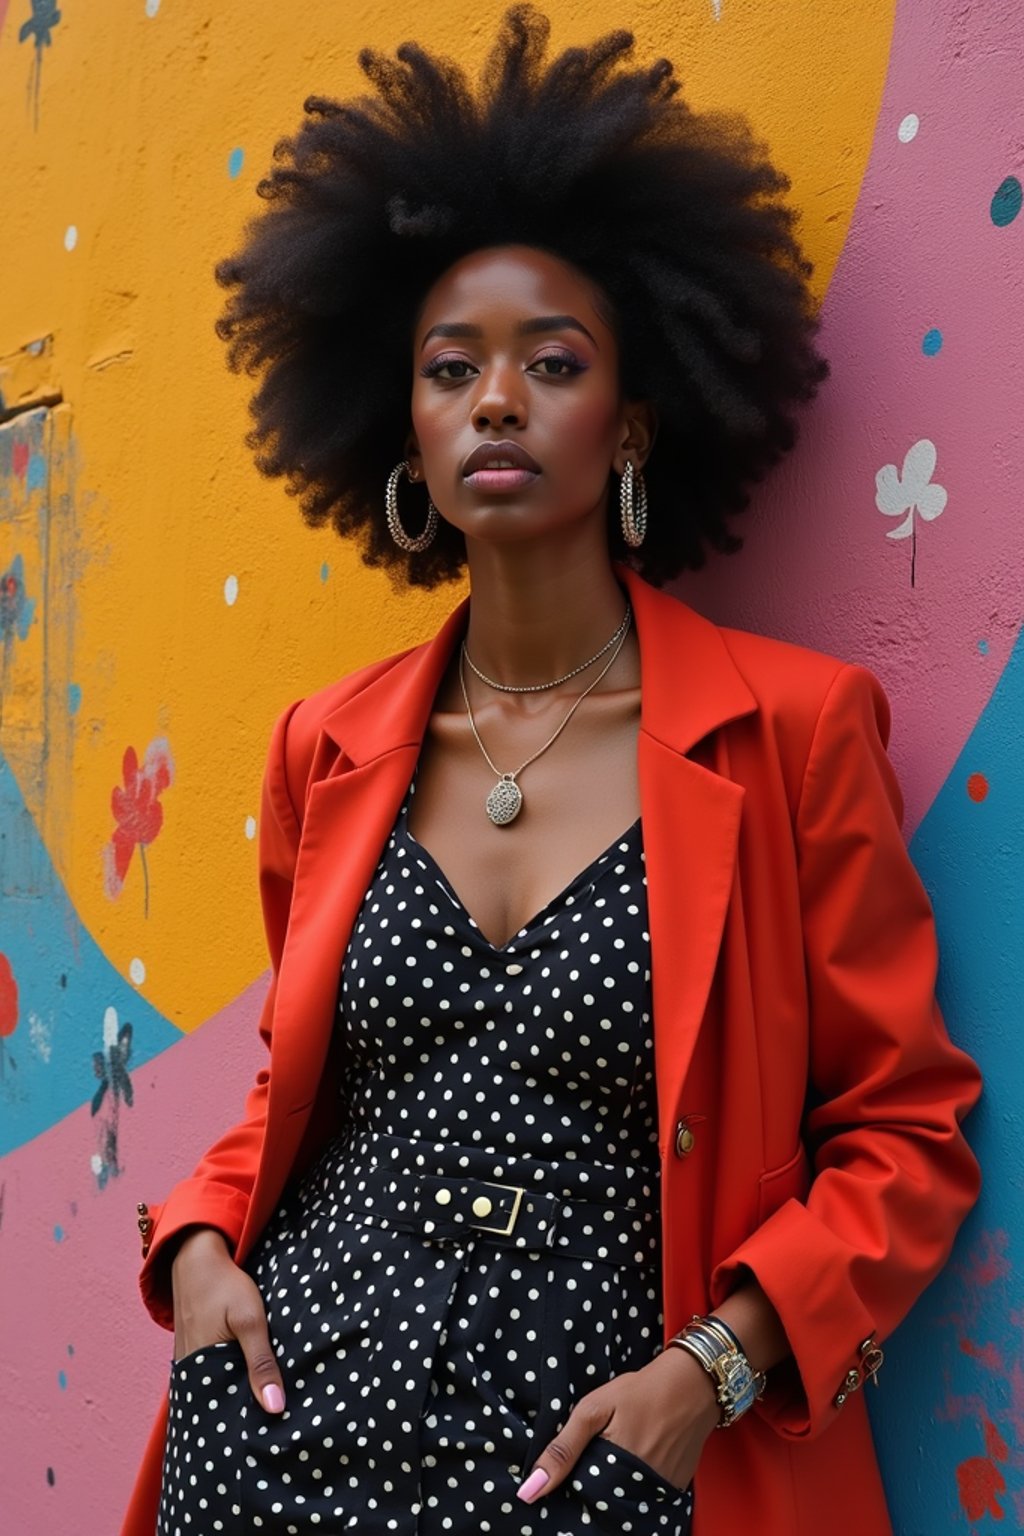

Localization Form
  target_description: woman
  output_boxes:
[124,9,983,1534]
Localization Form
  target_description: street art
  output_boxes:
[103,740,175,917]
[0,0,1019,1530]
[90,1008,134,1190]
[875,438,947,589]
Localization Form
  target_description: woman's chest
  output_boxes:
[406,696,642,951]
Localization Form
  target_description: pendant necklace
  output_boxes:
[458,605,633,826]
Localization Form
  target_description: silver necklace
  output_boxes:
[458,609,633,826]
[462,604,632,693]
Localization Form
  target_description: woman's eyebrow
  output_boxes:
[420,315,598,350]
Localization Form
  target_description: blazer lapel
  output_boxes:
[261,595,472,1135]
[624,567,758,1150]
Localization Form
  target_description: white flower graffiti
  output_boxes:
[876,437,947,588]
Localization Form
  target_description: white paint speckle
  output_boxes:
[90,1153,104,1176]
[129,957,147,986]
[224,574,239,606]
[145,0,162,16]
[245,815,257,840]
[64,225,78,251]
[103,1005,119,1049]
[898,113,919,143]
[29,1011,53,1063]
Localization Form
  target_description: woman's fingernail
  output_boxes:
[262,1384,285,1412]
[517,1467,550,1502]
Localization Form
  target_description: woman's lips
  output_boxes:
[463,467,541,491]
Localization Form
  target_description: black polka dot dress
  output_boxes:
[157,768,694,1535]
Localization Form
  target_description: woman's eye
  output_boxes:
[530,353,584,377]
[421,357,476,380]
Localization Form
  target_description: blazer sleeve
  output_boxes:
[708,661,983,1440]
[137,697,305,1332]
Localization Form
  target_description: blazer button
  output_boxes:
[675,1120,696,1157]
[136,1200,153,1256]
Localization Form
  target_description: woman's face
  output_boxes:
[408,244,652,550]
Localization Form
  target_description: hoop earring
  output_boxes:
[386,460,439,552]
[620,460,648,549]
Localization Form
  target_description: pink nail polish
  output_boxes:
[517,1467,550,1502]
[262,1383,285,1412]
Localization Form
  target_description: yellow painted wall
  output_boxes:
[0,0,893,1033]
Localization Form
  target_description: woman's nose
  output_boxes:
[471,366,527,429]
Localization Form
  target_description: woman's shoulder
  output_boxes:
[712,615,886,720]
[644,578,885,727]
[259,639,428,814]
[291,642,424,729]
[695,612,894,782]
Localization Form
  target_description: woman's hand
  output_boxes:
[516,1343,720,1503]
[170,1226,286,1414]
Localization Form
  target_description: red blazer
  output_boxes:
[123,561,982,1536]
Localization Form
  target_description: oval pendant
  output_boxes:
[486,775,523,826]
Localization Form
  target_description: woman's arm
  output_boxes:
[137,696,305,1332]
[709,662,983,1439]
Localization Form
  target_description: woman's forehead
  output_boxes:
[415,244,613,338]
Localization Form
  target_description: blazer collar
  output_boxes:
[319,561,757,764]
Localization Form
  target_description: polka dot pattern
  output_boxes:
[157,770,692,1532]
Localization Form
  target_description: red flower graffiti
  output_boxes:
[956,1419,1010,1522]
[103,738,174,918]
[0,952,18,1082]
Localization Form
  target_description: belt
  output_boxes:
[324,1144,661,1269]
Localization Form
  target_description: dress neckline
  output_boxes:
[400,776,641,955]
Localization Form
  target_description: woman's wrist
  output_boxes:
[648,1336,721,1433]
[169,1225,231,1274]
[708,1275,791,1376]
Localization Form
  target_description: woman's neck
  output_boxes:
[460,548,635,691]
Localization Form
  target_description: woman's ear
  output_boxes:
[612,399,659,476]
[404,433,424,482]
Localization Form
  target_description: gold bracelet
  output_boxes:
[667,1316,767,1428]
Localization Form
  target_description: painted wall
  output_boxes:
[0,1,1018,1529]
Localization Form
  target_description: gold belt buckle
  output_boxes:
[471,1181,526,1236]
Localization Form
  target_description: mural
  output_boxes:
[0,0,1018,1529]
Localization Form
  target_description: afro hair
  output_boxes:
[214,3,830,590]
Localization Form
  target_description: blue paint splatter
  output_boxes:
[991,176,1022,227]
[53,1224,64,1242]
[17,3,63,133]
[922,329,942,357]
[27,453,46,492]
[320,561,330,583]
[67,682,82,714]
[18,2,62,48]
[978,639,989,656]
[57,1370,67,1390]
[228,148,245,180]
